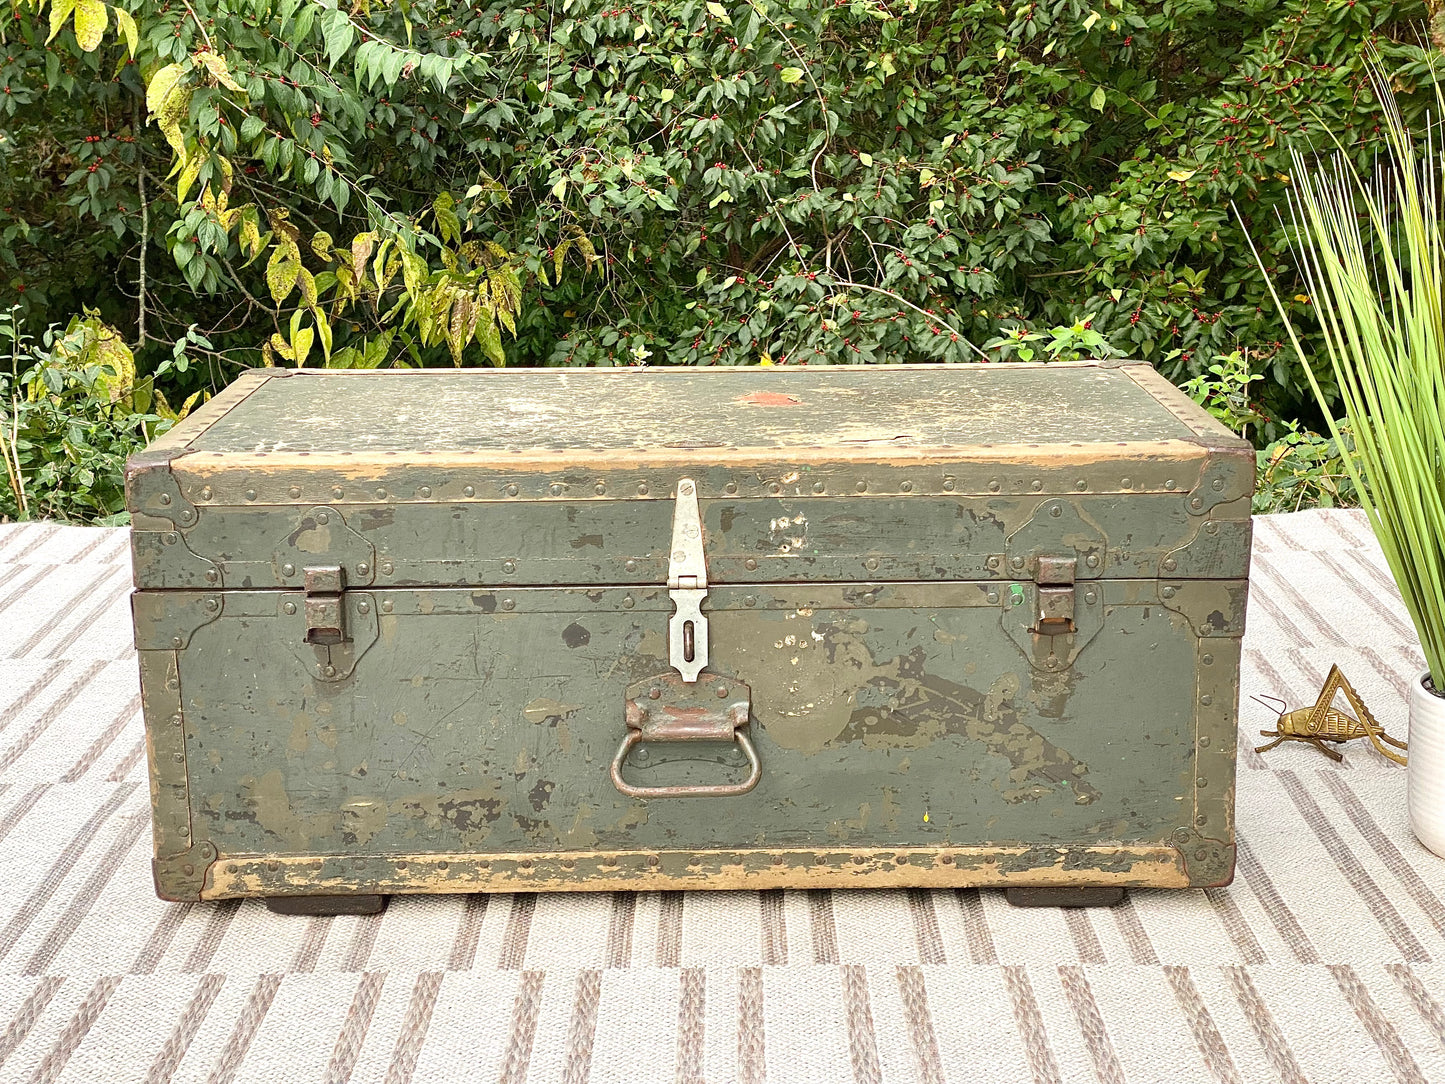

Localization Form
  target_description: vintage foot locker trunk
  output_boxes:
[126,361,1252,907]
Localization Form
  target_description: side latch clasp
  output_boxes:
[667,479,709,682]
[304,565,346,645]
[1034,555,1076,636]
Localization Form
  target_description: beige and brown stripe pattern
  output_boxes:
[5,515,1445,1080]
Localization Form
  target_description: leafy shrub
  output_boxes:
[0,308,191,523]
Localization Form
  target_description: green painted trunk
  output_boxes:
[127,361,1252,901]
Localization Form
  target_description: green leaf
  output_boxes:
[1090,85,1106,111]
[780,67,804,84]
[320,9,357,67]
[552,177,568,201]
[858,152,872,167]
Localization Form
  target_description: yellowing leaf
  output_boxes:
[633,22,648,39]
[1090,85,1106,111]
[858,152,873,167]
[199,52,244,94]
[73,0,106,51]
[290,326,314,367]
[1294,294,1310,305]
[146,63,185,117]
[112,6,137,56]
[706,1,731,23]
[1082,10,1100,31]
[659,87,674,103]
[176,156,202,204]
[551,177,568,201]
[1167,168,1197,182]
[780,67,804,84]
[47,0,77,44]
[266,248,300,304]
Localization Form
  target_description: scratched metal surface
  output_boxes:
[183,365,1203,454]
[0,515,1440,1084]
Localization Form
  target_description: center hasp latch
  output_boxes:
[667,478,709,682]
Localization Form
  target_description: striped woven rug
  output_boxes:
[0,511,1439,1083]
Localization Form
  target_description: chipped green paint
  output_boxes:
[129,363,1251,902]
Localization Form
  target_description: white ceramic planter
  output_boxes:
[1409,671,1445,857]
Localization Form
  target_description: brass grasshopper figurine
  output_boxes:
[1255,665,1407,765]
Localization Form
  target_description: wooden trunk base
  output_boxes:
[264,894,388,916]
[1004,886,1126,908]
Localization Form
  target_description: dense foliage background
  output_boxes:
[0,0,1434,519]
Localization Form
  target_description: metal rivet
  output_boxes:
[463,485,476,498]
[595,483,606,496]
[205,569,220,583]
[381,600,394,614]
[316,512,330,525]
[900,480,913,492]
[323,665,336,678]
[988,480,1001,493]
[865,558,879,571]
[648,855,660,867]
[1046,657,1058,669]
[769,483,781,494]
[1084,590,1097,605]
[716,685,729,698]
[987,591,999,604]
[159,494,172,506]
[179,509,194,523]
[418,486,432,499]
[1200,694,1213,706]
[283,563,296,576]
[1200,624,1213,635]
[357,563,370,576]
[1049,505,1062,518]
[438,861,449,871]
[896,854,909,865]
[182,863,193,875]
[1206,522,1219,535]
[1162,586,1176,599]
[520,859,533,870]
[1075,479,1087,491]
[856,481,867,493]
[288,486,301,499]
[1165,478,1177,490]
[1085,554,1099,568]
[725,482,738,494]
[1011,556,1025,570]
[1196,777,1208,789]
[638,483,650,496]
[200,487,213,501]
[503,560,516,574]
[376,488,388,499]
[1190,496,1204,510]
[649,688,661,700]
[1030,479,1043,491]
[815,855,827,865]
[380,562,394,575]
[745,559,758,571]
[551,483,564,496]
[1172,827,1191,844]
[1163,558,1178,572]
[943,479,955,492]
[1120,477,1131,489]
[245,489,257,501]
[501,599,515,611]
[813,482,825,494]
[1195,814,1208,826]
[672,550,686,562]
[505,484,519,497]
[625,560,638,573]
[680,481,694,495]
[1211,478,1225,491]
[163,533,178,546]
[622,596,634,609]
[358,601,371,614]
[284,602,297,614]
[853,855,866,865]
[1202,653,1214,665]
[986,556,1001,570]
[745,596,756,607]
[1199,735,1211,748]
[204,598,219,612]
[942,854,954,864]
[332,487,344,499]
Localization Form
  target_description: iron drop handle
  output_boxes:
[611,671,761,798]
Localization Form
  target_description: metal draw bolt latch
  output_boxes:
[304,565,346,645]
[667,479,709,682]
[1034,555,1077,636]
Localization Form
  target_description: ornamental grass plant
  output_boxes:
[1250,61,1445,686]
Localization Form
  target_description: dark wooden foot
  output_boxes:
[1004,886,1126,908]
[264,894,387,916]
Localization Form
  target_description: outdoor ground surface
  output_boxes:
[0,510,1436,1084]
